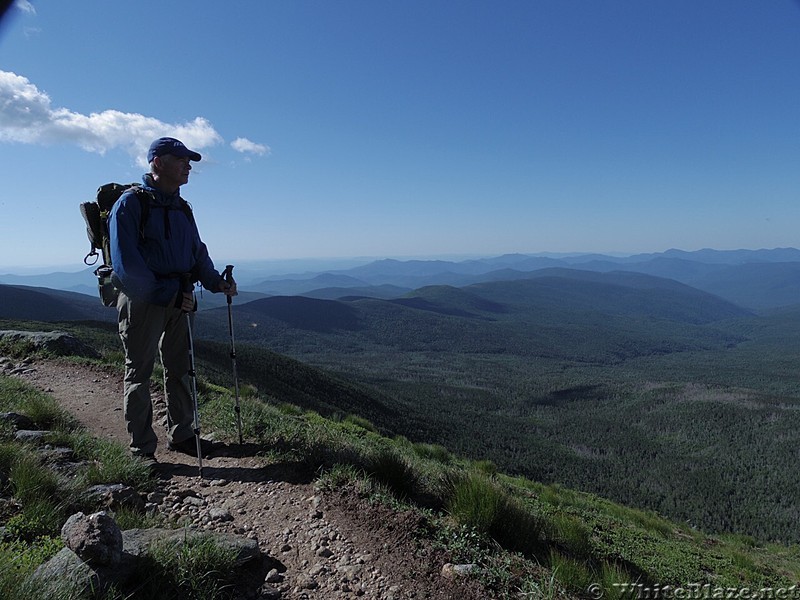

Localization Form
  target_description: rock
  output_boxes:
[260,584,282,599]
[32,547,99,596]
[208,507,234,522]
[0,411,35,430]
[61,511,123,567]
[14,429,50,443]
[122,528,261,566]
[297,575,319,590]
[0,330,100,358]
[86,484,145,512]
[441,562,477,578]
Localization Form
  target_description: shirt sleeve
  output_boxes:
[109,193,178,306]
[191,228,223,293]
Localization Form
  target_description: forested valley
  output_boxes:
[193,270,800,543]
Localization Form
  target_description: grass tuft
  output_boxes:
[135,535,241,600]
[367,447,418,500]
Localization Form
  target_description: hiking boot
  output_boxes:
[134,452,158,472]
[168,436,215,458]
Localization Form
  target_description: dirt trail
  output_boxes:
[8,357,486,600]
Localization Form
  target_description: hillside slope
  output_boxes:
[5,356,487,599]
[0,284,115,322]
[4,331,800,595]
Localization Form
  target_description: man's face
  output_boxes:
[158,154,192,187]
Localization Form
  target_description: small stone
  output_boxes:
[265,568,284,583]
[441,563,477,578]
[14,430,49,442]
[208,507,234,521]
[298,576,318,590]
[260,585,282,599]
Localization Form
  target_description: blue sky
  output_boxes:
[1,1,799,272]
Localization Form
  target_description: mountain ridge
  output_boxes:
[5,247,800,310]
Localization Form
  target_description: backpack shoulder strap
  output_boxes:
[130,187,155,240]
[178,196,195,227]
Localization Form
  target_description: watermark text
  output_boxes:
[585,583,800,600]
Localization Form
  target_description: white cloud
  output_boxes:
[0,70,223,166]
[14,0,36,15]
[231,137,270,156]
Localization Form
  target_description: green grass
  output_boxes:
[0,377,79,431]
[134,535,242,600]
[0,372,161,597]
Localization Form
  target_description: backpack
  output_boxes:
[79,183,194,307]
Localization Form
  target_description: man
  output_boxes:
[109,137,237,461]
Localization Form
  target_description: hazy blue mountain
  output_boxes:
[194,290,271,309]
[299,284,411,300]
[228,296,362,333]
[684,262,800,310]
[0,284,116,322]
[7,247,800,311]
[192,269,750,365]
[250,273,370,295]
[465,269,750,324]
[559,259,800,310]
[0,268,97,292]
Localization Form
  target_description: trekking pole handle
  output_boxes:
[222,265,235,304]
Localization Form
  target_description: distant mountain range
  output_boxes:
[182,268,752,367]
[3,247,800,310]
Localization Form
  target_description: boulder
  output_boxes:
[32,547,99,596]
[61,511,123,567]
[0,411,35,430]
[0,330,99,358]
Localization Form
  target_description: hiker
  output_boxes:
[108,137,237,461]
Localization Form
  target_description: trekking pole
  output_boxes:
[181,273,204,478]
[222,265,243,444]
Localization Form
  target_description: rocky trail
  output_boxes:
[4,356,488,600]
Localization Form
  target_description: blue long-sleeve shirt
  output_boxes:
[108,175,221,306]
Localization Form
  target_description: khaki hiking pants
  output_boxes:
[117,292,195,455]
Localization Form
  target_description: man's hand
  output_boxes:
[179,291,195,312]
[218,279,238,297]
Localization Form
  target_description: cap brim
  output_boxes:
[183,149,202,162]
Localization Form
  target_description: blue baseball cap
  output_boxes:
[147,137,202,163]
